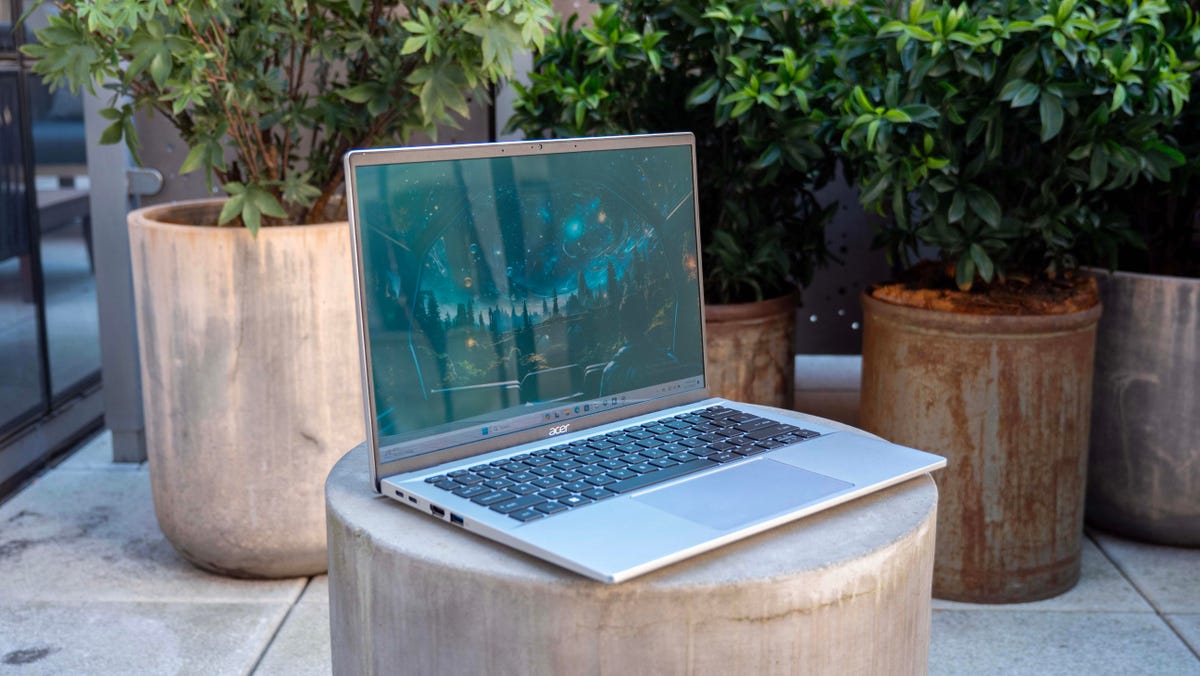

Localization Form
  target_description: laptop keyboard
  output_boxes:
[423,405,822,523]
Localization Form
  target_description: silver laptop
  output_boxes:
[343,133,944,583]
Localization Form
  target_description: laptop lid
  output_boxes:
[344,134,712,490]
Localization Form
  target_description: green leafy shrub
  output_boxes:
[506,0,840,305]
[22,0,553,232]
[831,0,1194,290]
[1107,1,1200,277]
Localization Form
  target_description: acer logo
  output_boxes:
[547,424,571,436]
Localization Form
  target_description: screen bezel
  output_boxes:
[344,133,711,490]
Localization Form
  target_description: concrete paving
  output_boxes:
[1,429,1197,675]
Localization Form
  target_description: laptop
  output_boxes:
[343,132,945,583]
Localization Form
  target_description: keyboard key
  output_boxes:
[523,456,554,468]
[530,466,558,477]
[735,417,778,433]
[425,474,447,483]
[607,468,637,480]
[509,471,537,483]
[585,474,616,486]
[577,466,607,476]
[532,477,562,489]
[448,470,469,477]
[649,458,679,468]
[798,429,822,439]
[476,467,506,479]
[628,462,656,474]
[706,451,740,463]
[608,458,718,494]
[484,478,516,489]
[491,495,546,514]
[576,454,604,465]
[594,448,623,459]
[582,488,617,501]
[553,460,583,471]
[545,450,572,462]
[668,452,694,463]
[453,485,491,499]
[734,445,769,456]
[454,475,484,486]
[744,423,790,441]
[555,471,584,482]
[502,462,526,473]
[639,448,667,459]
[560,495,594,508]
[509,508,544,522]
[470,463,491,472]
[434,479,458,491]
[535,501,569,515]
[471,491,513,506]
[539,487,571,500]
[563,480,591,493]
[507,484,540,496]
[598,459,626,470]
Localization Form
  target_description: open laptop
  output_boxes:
[343,133,944,583]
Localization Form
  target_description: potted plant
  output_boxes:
[831,0,1191,601]
[22,0,552,577]
[505,0,841,408]
[1086,1,1200,548]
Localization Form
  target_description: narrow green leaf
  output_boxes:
[956,253,976,291]
[949,192,966,223]
[218,194,244,226]
[966,187,1001,227]
[178,144,208,175]
[1039,95,1063,141]
[970,243,995,282]
[99,120,123,145]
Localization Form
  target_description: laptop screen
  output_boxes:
[352,139,706,463]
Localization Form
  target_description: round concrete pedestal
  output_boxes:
[326,415,939,675]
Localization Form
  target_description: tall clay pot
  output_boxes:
[704,294,796,409]
[1087,270,1200,546]
[128,199,365,578]
[860,292,1101,603]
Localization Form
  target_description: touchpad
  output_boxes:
[633,459,854,532]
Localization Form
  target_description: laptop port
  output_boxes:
[430,505,445,518]
[408,496,418,504]
[450,513,465,526]
[395,490,404,498]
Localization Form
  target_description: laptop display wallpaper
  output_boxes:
[354,145,705,460]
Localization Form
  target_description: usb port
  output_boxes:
[450,513,464,526]
[395,490,405,499]
[408,496,418,504]
[430,505,445,517]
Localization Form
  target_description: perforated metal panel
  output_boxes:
[795,170,893,355]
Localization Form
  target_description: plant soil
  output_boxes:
[870,261,1100,315]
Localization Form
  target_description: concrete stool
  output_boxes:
[327,413,938,675]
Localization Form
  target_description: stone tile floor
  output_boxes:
[1,431,1197,675]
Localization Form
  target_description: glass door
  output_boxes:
[0,0,101,490]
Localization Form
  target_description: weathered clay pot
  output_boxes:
[1087,270,1200,546]
[704,294,796,408]
[860,292,1101,603]
[128,199,365,578]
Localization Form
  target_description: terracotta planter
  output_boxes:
[128,199,365,578]
[860,292,1101,603]
[1087,269,1200,546]
[704,294,796,408]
